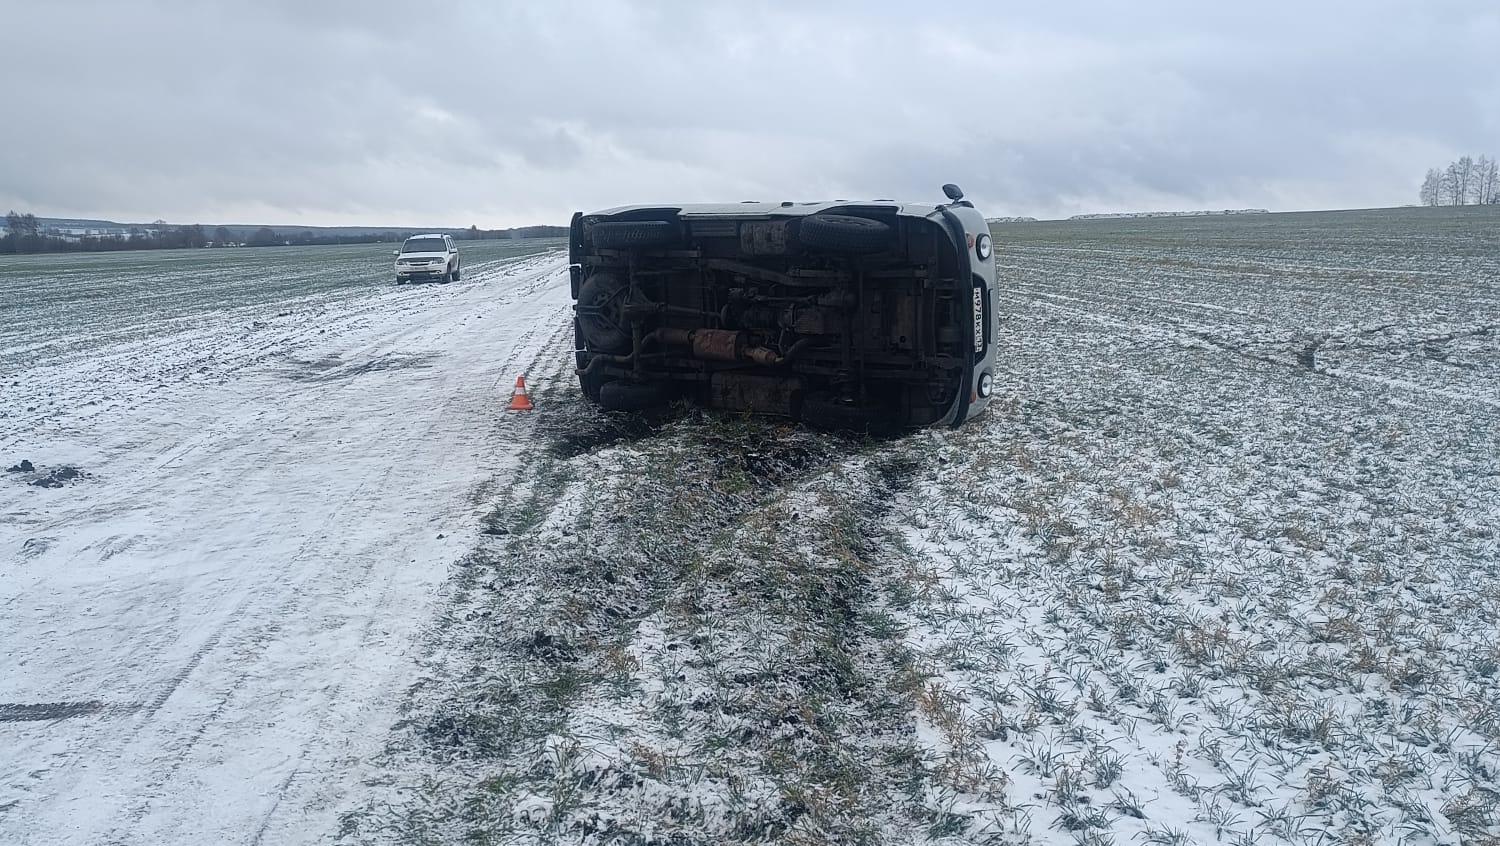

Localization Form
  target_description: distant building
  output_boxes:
[1069,209,1270,220]
[43,225,132,242]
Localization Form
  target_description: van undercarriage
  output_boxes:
[571,200,990,429]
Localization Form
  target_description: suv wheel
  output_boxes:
[451,261,461,282]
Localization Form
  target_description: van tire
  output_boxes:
[579,372,606,404]
[592,220,679,250]
[798,214,891,253]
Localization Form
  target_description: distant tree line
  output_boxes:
[238,227,417,248]
[463,224,569,240]
[1420,155,1500,206]
[1,211,566,255]
[1,211,208,253]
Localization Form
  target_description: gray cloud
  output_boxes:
[2,0,1496,225]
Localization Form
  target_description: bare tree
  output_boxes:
[1475,156,1499,205]
[1420,169,1444,206]
[1443,163,1462,205]
[1458,155,1478,204]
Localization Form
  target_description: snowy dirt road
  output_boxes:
[0,247,573,844]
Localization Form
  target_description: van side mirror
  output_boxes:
[942,183,965,201]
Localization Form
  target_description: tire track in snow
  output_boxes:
[242,300,577,846]
[112,268,574,836]
[10,251,568,538]
[0,249,568,455]
[115,262,575,843]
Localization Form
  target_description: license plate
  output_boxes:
[972,286,984,352]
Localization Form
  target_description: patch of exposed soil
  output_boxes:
[545,411,664,459]
[31,466,83,488]
[8,463,87,488]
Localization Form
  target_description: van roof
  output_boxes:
[589,200,946,219]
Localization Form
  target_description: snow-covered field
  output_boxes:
[4,206,1498,846]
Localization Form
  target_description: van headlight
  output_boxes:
[975,233,992,260]
[978,371,994,398]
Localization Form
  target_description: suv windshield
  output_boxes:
[401,238,446,253]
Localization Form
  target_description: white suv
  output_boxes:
[394,234,461,284]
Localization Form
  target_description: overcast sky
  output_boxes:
[2,1,1497,227]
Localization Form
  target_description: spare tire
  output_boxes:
[591,220,680,250]
[798,214,891,253]
[576,272,631,353]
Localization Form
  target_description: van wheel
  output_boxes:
[576,272,632,353]
[599,380,673,412]
[798,214,891,253]
[579,372,606,404]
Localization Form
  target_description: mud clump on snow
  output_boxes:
[710,431,831,485]
[30,466,84,488]
[6,461,87,488]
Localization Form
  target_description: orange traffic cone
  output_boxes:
[508,376,534,411]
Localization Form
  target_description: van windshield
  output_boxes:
[402,238,446,253]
